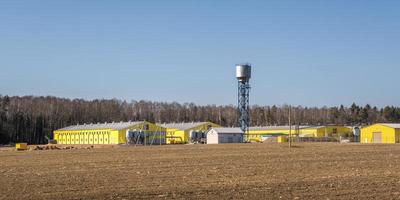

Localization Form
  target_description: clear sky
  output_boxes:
[1,0,399,107]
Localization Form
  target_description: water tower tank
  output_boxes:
[236,64,252,81]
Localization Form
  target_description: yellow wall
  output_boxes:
[298,128,319,137]
[166,129,185,144]
[361,124,397,144]
[166,122,220,144]
[300,126,352,138]
[54,129,114,145]
[54,122,166,145]
[247,129,296,142]
[247,126,352,142]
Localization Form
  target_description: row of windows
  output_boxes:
[58,135,110,139]
[60,138,109,142]
[58,131,110,135]
[58,134,111,144]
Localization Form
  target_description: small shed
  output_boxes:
[206,128,243,144]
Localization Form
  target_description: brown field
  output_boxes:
[1,143,400,200]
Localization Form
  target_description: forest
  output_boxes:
[1,95,400,144]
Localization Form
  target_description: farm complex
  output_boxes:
[3,66,400,200]
[51,121,400,145]
[2,1,399,199]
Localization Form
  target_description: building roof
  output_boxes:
[58,121,146,131]
[300,126,329,129]
[160,122,212,130]
[250,125,351,131]
[250,126,311,131]
[210,127,243,134]
[380,123,400,129]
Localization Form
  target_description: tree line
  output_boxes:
[1,95,400,144]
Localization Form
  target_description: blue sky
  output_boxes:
[0,0,399,107]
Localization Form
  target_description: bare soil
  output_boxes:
[1,143,400,200]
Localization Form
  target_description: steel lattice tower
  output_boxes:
[236,64,251,141]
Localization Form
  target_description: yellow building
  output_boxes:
[161,122,221,144]
[299,126,353,138]
[361,123,400,144]
[248,125,352,142]
[54,121,166,145]
[248,126,307,142]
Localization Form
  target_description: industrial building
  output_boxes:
[248,125,353,142]
[161,122,221,144]
[54,121,166,145]
[206,128,243,144]
[361,123,400,144]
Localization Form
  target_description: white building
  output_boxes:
[206,128,243,144]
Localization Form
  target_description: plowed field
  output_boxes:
[1,143,400,199]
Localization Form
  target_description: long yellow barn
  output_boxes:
[299,126,353,137]
[361,123,400,144]
[54,121,166,145]
[248,125,352,142]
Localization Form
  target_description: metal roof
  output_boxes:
[210,127,243,134]
[58,121,146,131]
[380,123,400,129]
[160,122,211,130]
[250,125,351,131]
[301,126,327,129]
[250,126,311,131]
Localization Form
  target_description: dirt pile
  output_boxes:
[28,145,95,151]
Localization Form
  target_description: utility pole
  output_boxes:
[289,105,292,148]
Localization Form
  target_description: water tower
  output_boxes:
[236,64,251,140]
